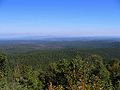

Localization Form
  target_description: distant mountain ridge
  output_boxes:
[0,35,120,41]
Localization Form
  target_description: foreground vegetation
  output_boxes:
[0,40,120,90]
[0,53,120,90]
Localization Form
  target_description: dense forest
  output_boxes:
[0,40,120,90]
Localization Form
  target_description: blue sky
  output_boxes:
[0,0,120,38]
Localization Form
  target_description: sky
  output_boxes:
[0,0,120,38]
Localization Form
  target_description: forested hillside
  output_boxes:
[0,40,120,90]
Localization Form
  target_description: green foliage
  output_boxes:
[38,55,114,89]
[0,49,119,89]
[107,59,120,90]
[0,54,7,74]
